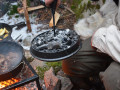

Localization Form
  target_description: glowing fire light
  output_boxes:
[0,78,20,89]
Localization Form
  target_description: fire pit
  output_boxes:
[0,58,41,90]
[30,29,82,61]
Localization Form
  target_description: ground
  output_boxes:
[0,0,102,89]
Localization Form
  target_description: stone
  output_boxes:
[57,70,66,77]
[100,62,120,90]
[57,75,73,90]
[44,67,61,90]
[30,59,45,69]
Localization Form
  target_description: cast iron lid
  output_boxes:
[30,29,82,62]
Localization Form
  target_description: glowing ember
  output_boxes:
[0,78,20,89]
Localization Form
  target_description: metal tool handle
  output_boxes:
[39,0,58,36]
[51,0,57,14]
[39,0,46,6]
[51,0,58,36]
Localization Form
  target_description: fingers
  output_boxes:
[45,0,53,7]
[45,0,61,8]
[57,0,61,8]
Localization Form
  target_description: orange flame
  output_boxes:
[0,78,20,89]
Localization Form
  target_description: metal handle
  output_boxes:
[51,0,58,36]
[51,0,58,13]
[39,0,46,6]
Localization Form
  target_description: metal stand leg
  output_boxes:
[36,78,41,90]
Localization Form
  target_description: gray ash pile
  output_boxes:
[32,29,79,53]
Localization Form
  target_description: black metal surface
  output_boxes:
[30,29,82,62]
[0,22,26,30]
[0,23,12,41]
[3,58,41,90]
[51,0,57,36]
[0,23,12,34]
[0,41,24,81]
[113,0,119,6]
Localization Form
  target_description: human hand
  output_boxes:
[45,0,61,7]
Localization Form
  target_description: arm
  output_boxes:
[91,25,120,63]
[39,0,61,7]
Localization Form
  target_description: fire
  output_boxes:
[0,78,20,89]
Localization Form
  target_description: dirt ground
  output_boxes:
[36,4,76,30]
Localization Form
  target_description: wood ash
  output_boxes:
[32,29,79,53]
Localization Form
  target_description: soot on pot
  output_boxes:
[32,29,79,53]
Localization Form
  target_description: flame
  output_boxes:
[0,78,20,89]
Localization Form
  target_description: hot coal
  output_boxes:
[32,29,79,53]
[1,63,38,90]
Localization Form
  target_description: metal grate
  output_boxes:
[2,58,41,90]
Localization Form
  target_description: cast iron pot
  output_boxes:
[30,29,82,62]
[0,23,12,41]
[0,23,25,81]
[0,41,24,81]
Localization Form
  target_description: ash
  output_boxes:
[32,29,79,53]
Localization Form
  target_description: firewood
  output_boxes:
[22,0,32,32]
[17,5,45,14]
[49,12,60,27]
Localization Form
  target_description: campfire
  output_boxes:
[0,78,20,89]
